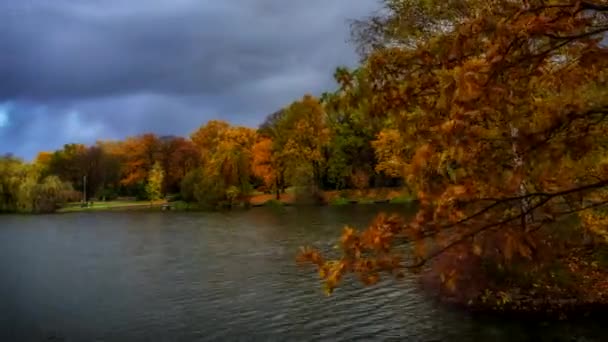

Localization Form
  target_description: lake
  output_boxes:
[0,205,605,341]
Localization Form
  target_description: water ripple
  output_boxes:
[0,208,605,341]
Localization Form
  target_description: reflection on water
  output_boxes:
[0,205,605,341]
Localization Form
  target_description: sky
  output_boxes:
[0,0,379,160]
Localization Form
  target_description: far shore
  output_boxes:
[56,187,416,213]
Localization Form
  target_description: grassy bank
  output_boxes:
[56,187,414,213]
[58,200,168,213]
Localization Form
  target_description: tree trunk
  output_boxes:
[511,125,532,230]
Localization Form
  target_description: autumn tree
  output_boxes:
[35,152,53,174]
[146,162,165,202]
[187,122,256,207]
[371,129,410,191]
[258,110,290,194]
[298,0,608,306]
[191,120,230,160]
[115,134,161,198]
[158,136,201,194]
[277,95,330,200]
[206,126,256,205]
[252,137,281,198]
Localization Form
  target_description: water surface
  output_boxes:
[0,205,605,341]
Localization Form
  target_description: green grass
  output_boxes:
[330,197,350,206]
[389,194,416,204]
[263,199,285,207]
[58,200,162,213]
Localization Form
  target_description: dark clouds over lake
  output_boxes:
[0,0,378,159]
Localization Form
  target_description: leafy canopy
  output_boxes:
[298,0,608,296]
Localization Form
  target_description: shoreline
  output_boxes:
[53,187,416,213]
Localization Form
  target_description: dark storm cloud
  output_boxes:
[0,0,379,158]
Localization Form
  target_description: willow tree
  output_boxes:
[299,0,608,304]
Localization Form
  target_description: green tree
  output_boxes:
[278,95,330,200]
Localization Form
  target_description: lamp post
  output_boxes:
[83,175,87,204]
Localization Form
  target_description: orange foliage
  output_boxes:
[190,120,230,159]
[160,137,201,193]
[252,137,276,190]
[298,0,608,299]
[35,152,53,169]
[115,134,161,186]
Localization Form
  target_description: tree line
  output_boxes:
[1,87,409,213]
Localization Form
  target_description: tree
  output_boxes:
[186,123,256,207]
[279,95,330,198]
[35,152,53,174]
[47,143,87,192]
[324,82,378,189]
[191,120,230,159]
[29,176,74,213]
[115,134,161,198]
[258,110,290,194]
[90,142,123,200]
[145,162,164,202]
[180,168,204,203]
[47,143,123,200]
[371,129,408,179]
[252,137,282,198]
[298,0,608,302]
[0,156,26,212]
[0,156,73,213]
[206,126,256,205]
[158,136,201,194]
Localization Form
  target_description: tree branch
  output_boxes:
[544,26,608,40]
[398,179,608,268]
[404,195,555,269]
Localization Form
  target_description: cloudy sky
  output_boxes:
[0,0,378,159]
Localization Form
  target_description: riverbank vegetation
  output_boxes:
[297,0,608,316]
[0,80,406,212]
